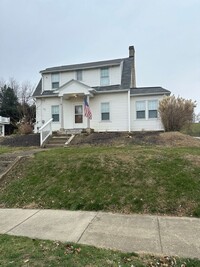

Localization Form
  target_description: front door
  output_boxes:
[74,104,84,128]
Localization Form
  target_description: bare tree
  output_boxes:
[8,77,20,97]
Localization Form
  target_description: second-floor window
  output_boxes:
[100,67,109,86]
[51,73,60,89]
[76,70,82,81]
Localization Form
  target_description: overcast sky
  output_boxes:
[0,0,200,113]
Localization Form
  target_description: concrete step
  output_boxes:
[49,138,69,144]
[45,143,65,148]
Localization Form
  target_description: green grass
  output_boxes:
[181,123,200,136]
[0,234,199,267]
[1,146,200,217]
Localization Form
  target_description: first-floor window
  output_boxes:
[136,101,145,119]
[101,102,110,120]
[148,100,158,118]
[75,105,83,123]
[51,105,59,122]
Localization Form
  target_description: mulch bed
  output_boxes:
[0,131,200,147]
[0,134,40,147]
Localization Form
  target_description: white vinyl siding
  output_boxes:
[51,105,59,122]
[101,102,110,121]
[100,68,109,86]
[51,73,60,89]
[136,101,146,119]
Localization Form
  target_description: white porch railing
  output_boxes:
[39,118,53,147]
[0,116,10,124]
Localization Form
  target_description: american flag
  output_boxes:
[84,97,92,120]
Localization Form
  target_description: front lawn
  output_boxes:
[1,146,200,217]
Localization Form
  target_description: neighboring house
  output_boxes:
[33,46,170,133]
[0,116,10,136]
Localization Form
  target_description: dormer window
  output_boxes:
[100,67,109,86]
[51,73,60,89]
[76,70,82,81]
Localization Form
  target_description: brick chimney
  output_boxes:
[129,46,136,87]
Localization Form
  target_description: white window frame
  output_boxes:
[51,73,60,89]
[148,100,158,119]
[51,105,60,122]
[100,67,109,86]
[136,101,146,119]
[101,102,110,121]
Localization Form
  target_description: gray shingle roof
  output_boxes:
[40,58,124,73]
[121,58,132,89]
[130,87,170,96]
[93,85,121,92]
[32,79,42,97]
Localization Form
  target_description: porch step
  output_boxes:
[66,129,83,135]
[45,134,75,148]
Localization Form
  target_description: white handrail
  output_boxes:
[39,118,53,146]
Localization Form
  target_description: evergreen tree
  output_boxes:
[0,85,20,133]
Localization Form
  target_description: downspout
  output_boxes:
[128,89,131,132]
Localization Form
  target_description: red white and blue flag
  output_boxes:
[84,97,92,120]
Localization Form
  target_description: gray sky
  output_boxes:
[0,0,200,113]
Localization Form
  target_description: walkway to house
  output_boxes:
[0,208,200,259]
[0,149,46,181]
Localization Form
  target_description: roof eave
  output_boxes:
[130,92,171,97]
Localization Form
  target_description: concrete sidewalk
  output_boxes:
[0,208,200,259]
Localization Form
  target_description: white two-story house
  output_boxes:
[33,46,170,132]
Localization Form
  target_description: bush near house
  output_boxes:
[159,95,196,132]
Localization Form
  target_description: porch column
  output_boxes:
[86,95,90,129]
[60,96,64,130]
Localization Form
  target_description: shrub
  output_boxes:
[18,122,33,134]
[159,95,196,132]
